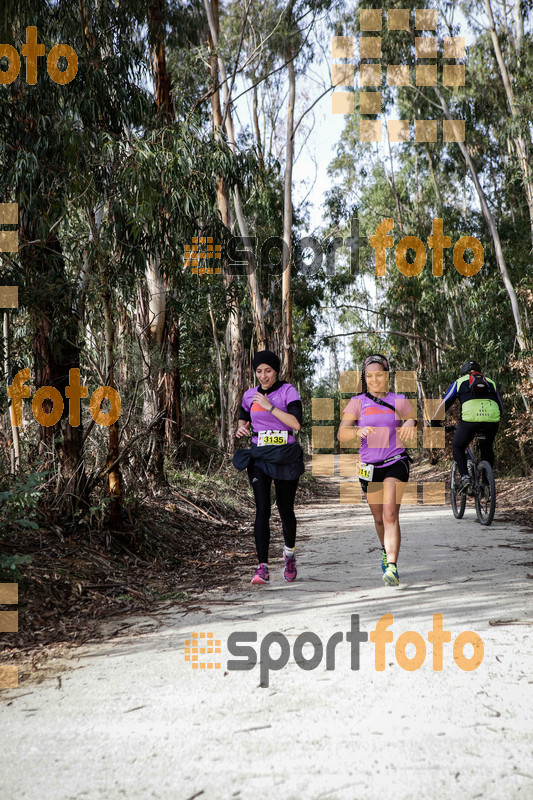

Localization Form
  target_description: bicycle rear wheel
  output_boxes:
[474,461,496,525]
[451,461,466,519]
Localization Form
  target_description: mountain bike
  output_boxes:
[446,425,496,526]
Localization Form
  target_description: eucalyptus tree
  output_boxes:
[328,0,531,399]
[0,0,245,523]
[461,0,533,251]
[0,0,151,514]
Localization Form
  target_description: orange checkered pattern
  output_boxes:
[0,203,19,309]
[184,631,222,669]
[0,583,19,688]
[332,10,466,143]
[185,237,222,275]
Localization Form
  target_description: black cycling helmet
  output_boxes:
[460,360,482,375]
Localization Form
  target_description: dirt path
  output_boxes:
[1,492,533,800]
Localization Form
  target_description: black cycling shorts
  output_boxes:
[359,455,410,494]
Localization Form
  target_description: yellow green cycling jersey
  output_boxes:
[433,374,502,424]
[461,397,500,422]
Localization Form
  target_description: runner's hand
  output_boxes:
[358,426,375,439]
[236,421,251,439]
[398,424,417,443]
[252,393,272,410]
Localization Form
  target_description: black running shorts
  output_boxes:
[359,455,410,494]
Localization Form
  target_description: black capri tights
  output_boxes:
[452,420,499,476]
[247,463,299,564]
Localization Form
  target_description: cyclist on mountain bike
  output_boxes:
[431,360,503,493]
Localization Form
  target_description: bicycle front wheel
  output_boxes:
[451,462,466,519]
[474,461,496,525]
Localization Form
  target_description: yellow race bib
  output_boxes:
[357,462,375,481]
[257,430,289,447]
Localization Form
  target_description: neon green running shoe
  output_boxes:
[381,548,388,574]
[383,563,399,586]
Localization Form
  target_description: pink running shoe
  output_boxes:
[283,553,297,582]
[251,563,270,585]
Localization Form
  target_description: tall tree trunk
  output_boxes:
[484,0,533,250]
[514,0,524,53]
[163,305,181,452]
[252,83,264,173]
[144,0,181,465]
[3,312,20,473]
[26,231,86,506]
[136,278,164,481]
[207,9,245,451]
[101,274,122,529]
[225,307,245,450]
[149,0,173,116]
[208,294,226,451]
[281,38,296,380]
[434,86,532,398]
[203,0,267,351]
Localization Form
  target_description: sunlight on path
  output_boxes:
[1,501,532,800]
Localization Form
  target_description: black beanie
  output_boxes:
[252,350,280,373]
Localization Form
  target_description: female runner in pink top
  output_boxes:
[337,354,417,586]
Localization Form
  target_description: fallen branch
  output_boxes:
[169,490,236,528]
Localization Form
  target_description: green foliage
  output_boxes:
[0,554,33,582]
[0,472,46,534]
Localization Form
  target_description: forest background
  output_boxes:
[0,0,532,632]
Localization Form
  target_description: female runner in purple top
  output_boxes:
[337,354,417,586]
[234,350,304,586]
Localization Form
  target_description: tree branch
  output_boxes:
[316,328,453,351]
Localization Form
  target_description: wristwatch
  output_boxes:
[268,404,276,413]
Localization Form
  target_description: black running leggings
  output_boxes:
[247,463,299,564]
[453,420,499,476]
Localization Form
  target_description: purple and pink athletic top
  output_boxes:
[240,381,302,445]
[342,392,414,465]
